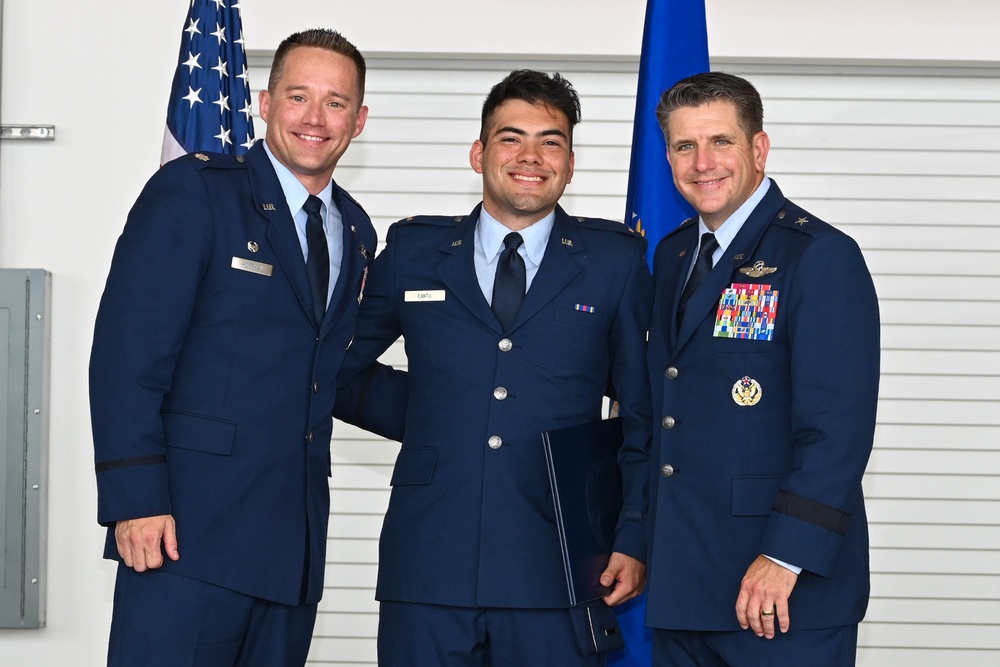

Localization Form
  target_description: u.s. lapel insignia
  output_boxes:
[194,153,210,161]
[451,239,463,247]
[739,260,777,278]
[359,244,371,259]
[734,253,745,261]
[562,238,574,247]
[247,241,259,253]
[732,376,762,406]
[262,203,276,211]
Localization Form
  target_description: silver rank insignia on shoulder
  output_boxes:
[247,241,259,253]
[561,238,573,247]
[739,260,777,278]
[194,153,210,161]
[262,203,276,211]
[796,217,809,226]
[732,376,762,406]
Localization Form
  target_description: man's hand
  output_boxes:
[114,514,180,572]
[600,552,646,606]
[735,554,798,638]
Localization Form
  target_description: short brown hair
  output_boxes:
[268,28,366,103]
[656,72,763,144]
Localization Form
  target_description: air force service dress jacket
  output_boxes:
[90,141,376,606]
[337,204,653,609]
[645,179,880,631]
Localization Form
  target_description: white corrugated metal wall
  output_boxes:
[248,54,1000,666]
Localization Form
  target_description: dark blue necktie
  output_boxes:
[491,232,526,330]
[678,232,719,324]
[304,195,329,326]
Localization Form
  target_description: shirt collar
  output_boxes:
[262,139,333,215]
[477,206,555,269]
[699,176,771,252]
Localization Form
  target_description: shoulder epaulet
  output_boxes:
[180,151,248,170]
[573,216,644,239]
[396,214,465,227]
[772,204,831,237]
[336,187,369,217]
[659,216,698,240]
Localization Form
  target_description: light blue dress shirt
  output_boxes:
[262,140,343,307]
[474,207,555,304]
[686,176,772,283]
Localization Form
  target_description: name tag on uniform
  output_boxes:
[231,257,273,276]
[404,290,445,302]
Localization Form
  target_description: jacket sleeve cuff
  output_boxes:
[760,510,844,578]
[96,460,172,526]
[612,515,647,564]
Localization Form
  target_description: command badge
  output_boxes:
[732,376,762,406]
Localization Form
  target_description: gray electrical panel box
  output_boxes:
[1,269,50,628]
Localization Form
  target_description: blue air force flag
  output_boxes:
[161,0,254,164]
[611,3,710,665]
[624,0,710,268]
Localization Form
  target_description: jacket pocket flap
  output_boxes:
[162,411,237,456]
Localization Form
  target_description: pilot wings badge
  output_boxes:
[739,261,777,278]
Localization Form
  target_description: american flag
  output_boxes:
[160,0,255,164]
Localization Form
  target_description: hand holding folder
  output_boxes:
[541,418,625,607]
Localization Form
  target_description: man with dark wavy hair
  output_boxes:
[337,69,652,666]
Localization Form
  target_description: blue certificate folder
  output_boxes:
[542,418,624,606]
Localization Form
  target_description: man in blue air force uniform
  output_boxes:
[336,70,653,666]
[90,29,375,666]
[645,72,880,666]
